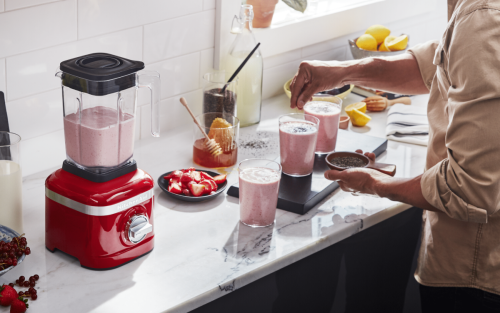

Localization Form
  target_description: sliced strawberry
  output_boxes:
[187,167,196,172]
[213,174,227,184]
[200,171,214,181]
[210,191,216,195]
[189,183,206,197]
[164,170,183,180]
[168,183,182,194]
[180,172,193,183]
[170,177,181,186]
[191,171,202,183]
[200,181,213,194]
[182,188,192,197]
[207,179,218,191]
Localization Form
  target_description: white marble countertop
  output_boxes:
[0,93,429,313]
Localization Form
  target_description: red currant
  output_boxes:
[19,276,25,282]
[34,274,39,281]
[25,248,31,255]
[31,294,37,300]
[23,281,29,287]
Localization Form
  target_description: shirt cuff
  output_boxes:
[421,160,488,223]
[407,41,440,91]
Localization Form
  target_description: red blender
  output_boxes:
[45,53,160,270]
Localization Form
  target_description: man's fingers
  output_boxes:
[296,82,318,110]
[290,71,306,109]
[338,181,351,192]
[355,149,363,154]
[324,170,344,181]
[364,152,376,161]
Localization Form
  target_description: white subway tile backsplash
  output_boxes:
[6,89,62,140]
[262,59,301,100]
[146,52,201,100]
[143,10,215,64]
[199,48,214,85]
[5,0,60,11]
[264,48,301,70]
[0,0,77,59]
[20,129,65,177]
[301,33,355,59]
[6,27,143,101]
[203,0,216,11]
[78,0,203,39]
[0,0,4,12]
[0,59,5,95]
[140,89,203,140]
[305,46,347,62]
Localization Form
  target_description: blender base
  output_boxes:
[62,160,138,183]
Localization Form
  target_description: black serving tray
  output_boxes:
[227,130,388,215]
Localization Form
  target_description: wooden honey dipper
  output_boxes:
[362,96,411,112]
[180,97,222,156]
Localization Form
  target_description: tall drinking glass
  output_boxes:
[0,132,22,233]
[279,113,319,177]
[239,159,281,227]
[304,98,342,154]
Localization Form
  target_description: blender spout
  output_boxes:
[55,71,63,78]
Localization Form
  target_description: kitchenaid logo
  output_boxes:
[116,194,149,210]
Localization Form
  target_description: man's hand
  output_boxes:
[290,61,348,110]
[324,150,392,196]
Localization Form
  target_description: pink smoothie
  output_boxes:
[239,167,281,227]
[279,121,318,176]
[304,101,340,154]
[64,106,135,169]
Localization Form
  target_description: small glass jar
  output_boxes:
[202,71,238,117]
[193,112,240,168]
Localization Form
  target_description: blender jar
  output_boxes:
[56,53,160,174]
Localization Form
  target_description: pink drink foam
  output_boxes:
[279,121,318,176]
[64,106,135,168]
[239,167,281,227]
[304,101,340,153]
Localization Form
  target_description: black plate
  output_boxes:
[158,169,228,202]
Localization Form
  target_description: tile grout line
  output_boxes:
[0,0,64,14]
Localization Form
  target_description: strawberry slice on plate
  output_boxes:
[200,181,213,194]
[200,171,214,181]
[189,183,206,197]
[180,172,193,183]
[164,170,183,180]
[168,182,182,194]
[213,174,227,185]
[207,179,218,192]
[191,171,202,183]
[182,188,192,197]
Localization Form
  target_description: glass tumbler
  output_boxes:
[279,113,319,177]
[193,112,239,168]
[0,132,23,233]
[303,98,342,154]
[239,158,282,227]
[202,71,238,117]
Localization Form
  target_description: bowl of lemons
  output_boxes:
[349,25,409,59]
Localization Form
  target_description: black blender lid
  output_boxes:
[60,53,145,81]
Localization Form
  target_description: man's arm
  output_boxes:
[290,52,430,109]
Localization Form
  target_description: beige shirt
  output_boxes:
[408,0,500,295]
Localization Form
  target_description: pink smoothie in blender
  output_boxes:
[279,115,319,177]
[304,100,341,154]
[239,162,281,227]
[64,106,135,168]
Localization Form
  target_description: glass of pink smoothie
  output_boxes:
[279,113,319,177]
[304,99,342,154]
[239,159,282,228]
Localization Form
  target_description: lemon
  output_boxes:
[345,102,367,118]
[350,108,372,127]
[365,25,391,45]
[356,34,378,51]
[379,35,396,51]
[386,35,408,51]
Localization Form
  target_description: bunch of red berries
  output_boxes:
[8,275,39,300]
[0,236,30,271]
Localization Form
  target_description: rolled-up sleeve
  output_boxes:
[407,41,439,91]
[420,9,500,223]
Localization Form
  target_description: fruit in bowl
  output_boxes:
[164,167,227,197]
[356,24,408,52]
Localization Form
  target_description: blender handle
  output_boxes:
[137,70,161,137]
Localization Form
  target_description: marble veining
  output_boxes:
[0,94,429,313]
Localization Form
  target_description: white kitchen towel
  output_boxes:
[386,103,429,146]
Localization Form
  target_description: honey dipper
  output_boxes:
[180,97,222,156]
[362,96,411,112]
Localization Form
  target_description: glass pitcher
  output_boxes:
[55,53,160,174]
[224,4,263,127]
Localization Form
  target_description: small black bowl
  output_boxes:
[158,169,228,202]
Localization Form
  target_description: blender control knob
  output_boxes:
[128,215,153,244]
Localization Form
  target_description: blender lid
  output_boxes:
[60,53,145,81]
